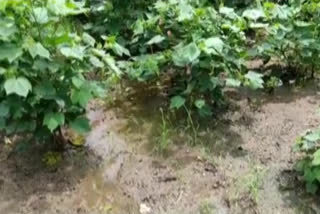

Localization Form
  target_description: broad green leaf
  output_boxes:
[4,77,32,97]
[312,150,320,166]
[226,78,241,87]
[250,23,269,29]
[133,19,144,36]
[28,42,50,59]
[243,9,265,21]
[48,0,87,15]
[34,82,56,98]
[314,168,320,182]
[72,76,85,89]
[0,43,22,63]
[31,7,49,24]
[82,33,95,47]
[219,7,237,19]
[0,102,9,117]
[0,19,17,41]
[172,43,200,67]
[70,117,91,134]
[48,0,67,15]
[170,96,185,109]
[177,3,194,21]
[195,99,205,109]
[245,71,264,89]
[304,168,316,183]
[60,46,86,60]
[71,88,92,108]
[89,56,104,68]
[202,37,224,55]
[272,5,292,20]
[306,182,318,194]
[0,0,8,11]
[146,35,165,45]
[104,55,122,76]
[0,67,5,75]
[304,131,320,142]
[43,112,65,132]
[112,43,130,56]
[198,105,212,117]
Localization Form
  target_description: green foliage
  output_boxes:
[0,0,114,141]
[247,0,320,78]
[2,0,320,147]
[98,0,256,116]
[295,128,320,194]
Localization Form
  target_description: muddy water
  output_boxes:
[2,85,320,214]
[81,85,320,214]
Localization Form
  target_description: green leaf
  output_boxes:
[28,42,50,59]
[60,46,86,60]
[306,182,318,194]
[170,96,186,109]
[0,67,5,75]
[172,43,200,67]
[89,56,104,68]
[198,105,212,117]
[0,0,8,12]
[72,76,85,89]
[226,78,241,87]
[0,102,9,117]
[202,37,224,55]
[104,55,122,76]
[304,168,316,183]
[48,0,87,15]
[112,43,130,56]
[70,117,91,134]
[195,99,205,109]
[0,19,17,41]
[245,71,264,89]
[304,131,320,142]
[43,112,65,132]
[71,88,92,108]
[219,7,237,19]
[146,35,165,45]
[31,7,49,24]
[133,19,144,36]
[34,82,56,98]
[314,168,320,182]
[0,118,5,130]
[312,150,320,166]
[243,9,265,21]
[82,33,96,47]
[4,77,32,97]
[177,3,194,21]
[0,43,22,63]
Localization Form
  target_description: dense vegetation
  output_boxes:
[1,0,320,193]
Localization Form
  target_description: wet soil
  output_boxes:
[1,84,320,214]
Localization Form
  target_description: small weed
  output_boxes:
[199,201,216,214]
[184,107,200,146]
[244,165,266,202]
[154,108,172,155]
[232,164,267,204]
[42,151,62,169]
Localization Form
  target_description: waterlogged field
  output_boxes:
[1,84,320,214]
[1,0,320,213]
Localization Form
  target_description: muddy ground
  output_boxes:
[1,84,320,214]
